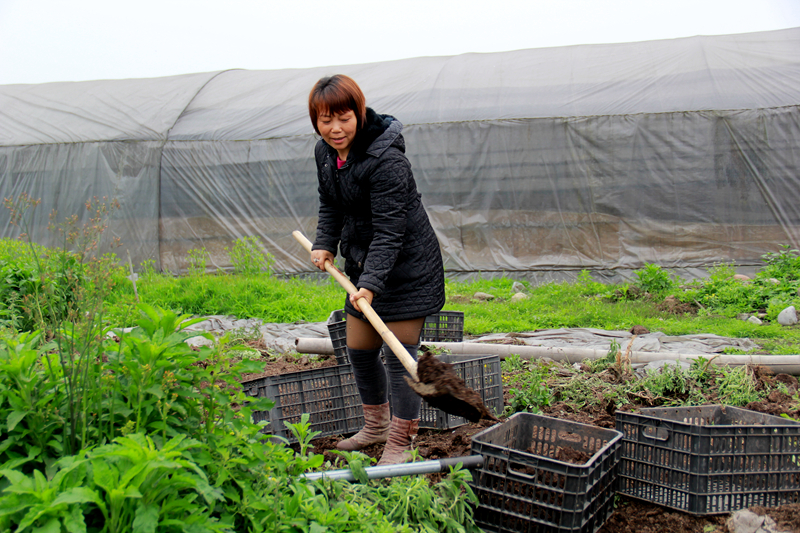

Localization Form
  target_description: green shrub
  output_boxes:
[760,245,800,281]
[632,263,676,296]
[226,236,275,275]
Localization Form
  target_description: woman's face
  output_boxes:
[317,109,358,160]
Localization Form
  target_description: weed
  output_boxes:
[139,258,158,279]
[226,236,275,275]
[187,247,208,276]
[760,245,800,281]
[688,356,717,385]
[633,263,676,296]
[501,353,526,373]
[717,366,763,406]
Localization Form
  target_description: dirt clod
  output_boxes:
[412,351,497,422]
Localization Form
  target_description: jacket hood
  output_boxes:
[350,107,404,158]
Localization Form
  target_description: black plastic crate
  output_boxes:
[326,309,465,365]
[616,405,800,515]
[470,412,622,533]
[326,310,348,365]
[418,354,502,429]
[241,364,363,442]
[421,311,464,342]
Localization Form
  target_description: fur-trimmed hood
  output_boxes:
[322,107,404,161]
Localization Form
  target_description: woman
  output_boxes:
[307,75,445,465]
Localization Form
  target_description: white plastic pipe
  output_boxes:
[302,455,484,482]
[294,337,800,375]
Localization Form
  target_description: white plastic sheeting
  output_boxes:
[1,28,799,281]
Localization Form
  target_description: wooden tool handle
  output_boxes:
[292,231,419,381]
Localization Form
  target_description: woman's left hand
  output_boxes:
[349,288,374,312]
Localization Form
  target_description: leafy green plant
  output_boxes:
[716,365,764,406]
[187,247,208,276]
[505,361,553,414]
[501,353,525,373]
[632,263,676,296]
[760,245,800,281]
[630,363,705,406]
[0,331,65,469]
[139,258,158,279]
[226,236,275,276]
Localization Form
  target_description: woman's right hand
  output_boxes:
[310,250,335,271]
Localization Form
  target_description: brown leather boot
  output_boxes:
[336,402,391,451]
[376,416,419,466]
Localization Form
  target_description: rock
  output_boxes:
[747,316,763,325]
[766,277,780,284]
[512,281,525,294]
[733,274,751,281]
[777,306,798,326]
[726,509,780,533]
[186,335,214,347]
[737,313,751,321]
[473,291,496,301]
[510,292,529,302]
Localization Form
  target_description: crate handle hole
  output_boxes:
[508,462,539,479]
[642,425,669,441]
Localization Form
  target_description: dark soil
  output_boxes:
[246,345,800,532]
[415,351,497,422]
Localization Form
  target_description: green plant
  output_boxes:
[760,245,800,281]
[0,331,65,468]
[688,356,717,385]
[633,363,692,404]
[587,340,620,373]
[139,258,158,279]
[505,362,553,414]
[501,353,525,373]
[226,236,275,276]
[716,365,763,406]
[187,247,208,276]
[632,263,675,296]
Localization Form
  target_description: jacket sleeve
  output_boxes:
[356,154,412,295]
[312,148,343,255]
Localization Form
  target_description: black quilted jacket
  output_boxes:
[312,108,445,322]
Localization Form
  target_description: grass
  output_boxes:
[78,258,800,356]
[1,231,799,353]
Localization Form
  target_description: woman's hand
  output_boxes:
[349,288,374,312]
[310,250,335,271]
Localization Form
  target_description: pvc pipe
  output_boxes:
[301,455,484,482]
[295,337,800,375]
[296,337,335,355]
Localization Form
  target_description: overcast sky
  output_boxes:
[2,0,800,86]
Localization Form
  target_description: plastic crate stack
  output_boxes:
[327,309,502,430]
[242,309,502,441]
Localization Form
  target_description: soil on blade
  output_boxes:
[415,351,496,422]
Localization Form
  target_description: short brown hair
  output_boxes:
[308,75,367,135]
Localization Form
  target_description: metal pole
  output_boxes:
[302,455,484,482]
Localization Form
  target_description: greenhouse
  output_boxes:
[1,27,799,281]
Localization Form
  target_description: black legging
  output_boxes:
[347,343,422,420]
